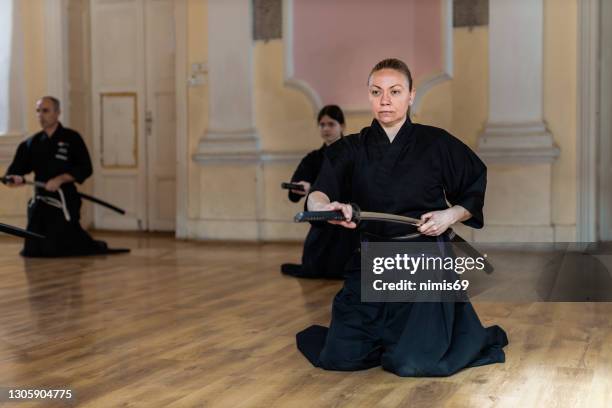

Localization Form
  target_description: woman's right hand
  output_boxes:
[325,201,357,229]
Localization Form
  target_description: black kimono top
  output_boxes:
[312,118,486,239]
[6,123,93,205]
[288,144,328,203]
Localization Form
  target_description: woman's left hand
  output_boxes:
[418,208,459,236]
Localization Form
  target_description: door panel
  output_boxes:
[145,0,176,231]
[91,0,146,230]
[90,0,176,231]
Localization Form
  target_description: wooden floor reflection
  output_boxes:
[0,232,611,407]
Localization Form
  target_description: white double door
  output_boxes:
[90,0,176,231]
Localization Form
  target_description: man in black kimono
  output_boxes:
[4,96,125,257]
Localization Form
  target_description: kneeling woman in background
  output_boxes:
[281,105,353,279]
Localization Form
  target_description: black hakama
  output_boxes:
[282,143,353,279]
[296,119,508,376]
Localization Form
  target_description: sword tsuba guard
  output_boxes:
[350,202,361,224]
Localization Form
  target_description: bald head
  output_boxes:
[39,96,61,112]
[36,96,61,132]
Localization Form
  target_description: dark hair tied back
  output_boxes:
[317,105,345,125]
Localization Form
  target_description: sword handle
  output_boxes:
[294,210,346,222]
[281,182,305,191]
[0,176,21,185]
[1,176,38,187]
[294,203,361,223]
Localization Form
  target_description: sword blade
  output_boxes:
[358,211,421,226]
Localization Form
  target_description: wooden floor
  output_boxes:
[1,233,611,408]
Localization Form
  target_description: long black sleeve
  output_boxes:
[310,136,357,205]
[6,141,33,177]
[67,133,93,184]
[439,132,487,229]
[288,149,322,203]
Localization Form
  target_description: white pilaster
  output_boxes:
[0,0,26,137]
[194,0,260,160]
[190,0,262,241]
[45,0,70,125]
[478,0,559,162]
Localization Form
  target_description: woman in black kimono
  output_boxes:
[296,59,508,377]
[4,96,127,257]
[281,105,353,279]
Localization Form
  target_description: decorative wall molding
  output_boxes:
[193,149,309,165]
[197,129,260,154]
[183,218,308,242]
[281,0,322,112]
[412,0,453,115]
[282,0,453,115]
[478,122,560,164]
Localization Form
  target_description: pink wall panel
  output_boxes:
[292,0,444,111]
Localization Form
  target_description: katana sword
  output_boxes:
[0,222,46,239]
[1,176,126,215]
[295,203,494,274]
[295,203,420,226]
